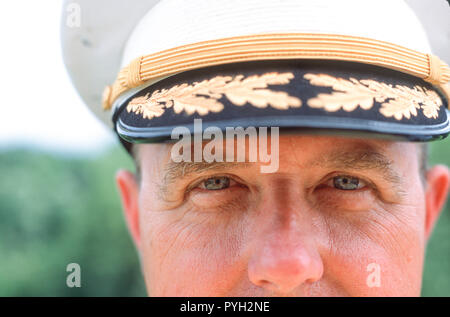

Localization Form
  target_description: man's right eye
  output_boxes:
[200,176,232,190]
[188,176,248,211]
[332,175,366,190]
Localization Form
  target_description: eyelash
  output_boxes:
[188,174,242,192]
[191,173,373,193]
[317,172,375,193]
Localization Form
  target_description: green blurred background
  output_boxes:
[0,138,449,297]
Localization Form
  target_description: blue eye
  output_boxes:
[333,175,364,190]
[202,177,230,190]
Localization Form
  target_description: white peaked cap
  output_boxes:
[122,0,433,67]
[61,0,450,128]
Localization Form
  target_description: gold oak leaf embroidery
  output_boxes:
[304,73,442,120]
[126,72,301,119]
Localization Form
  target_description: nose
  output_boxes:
[247,213,324,294]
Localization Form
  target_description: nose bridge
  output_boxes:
[247,178,324,294]
[260,177,314,238]
[259,176,314,240]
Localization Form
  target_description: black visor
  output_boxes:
[113,60,449,144]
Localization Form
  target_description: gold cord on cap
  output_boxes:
[124,56,144,87]
[426,53,443,85]
[102,85,112,110]
[102,33,450,110]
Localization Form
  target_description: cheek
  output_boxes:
[139,204,248,296]
[323,202,425,296]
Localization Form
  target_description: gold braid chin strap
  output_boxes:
[102,33,450,110]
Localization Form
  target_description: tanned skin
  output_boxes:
[116,135,449,296]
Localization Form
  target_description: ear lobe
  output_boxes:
[116,169,141,250]
[424,165,450,240]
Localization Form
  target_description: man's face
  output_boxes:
[116,135,449,296]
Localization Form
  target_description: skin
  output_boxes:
[116,135,449,296]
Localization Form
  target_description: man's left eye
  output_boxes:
[200,176,232,190]
[332,175,366,190]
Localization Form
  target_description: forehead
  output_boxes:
[135,135,419,169]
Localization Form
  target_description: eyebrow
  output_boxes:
[312,148,403,186]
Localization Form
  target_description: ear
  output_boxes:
[116,169,141,251]
[424,165,450,240]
